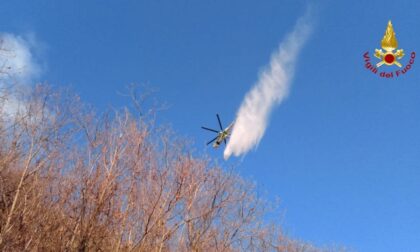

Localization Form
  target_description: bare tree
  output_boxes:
[0,78,345,251]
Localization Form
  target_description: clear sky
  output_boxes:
[1,0,420,251]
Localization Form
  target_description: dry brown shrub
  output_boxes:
[0,83,343,251]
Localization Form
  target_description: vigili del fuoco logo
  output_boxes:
[363,20,415,78]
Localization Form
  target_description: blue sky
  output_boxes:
[1,0,420,251]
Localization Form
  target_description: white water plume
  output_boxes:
[224,11,313,159]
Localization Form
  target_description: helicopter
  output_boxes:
[202,114,234,148]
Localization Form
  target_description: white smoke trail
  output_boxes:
[224,11,313,160]
[0,33,42,116]
[0,33,41,84]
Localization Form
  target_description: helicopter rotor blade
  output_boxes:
[224,138,227,145]
[207,136,218,145]
[216,114,223,131]
[201,126,219,133]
